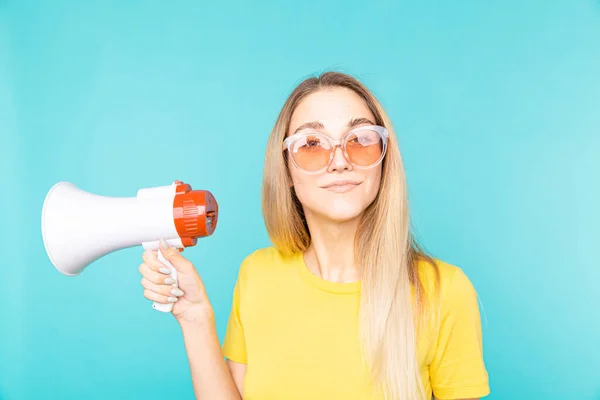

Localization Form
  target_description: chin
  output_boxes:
[319,201,366,223]
[296,185,378,224]
[325,211,363,223]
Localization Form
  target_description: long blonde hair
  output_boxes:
[262,71,440,400]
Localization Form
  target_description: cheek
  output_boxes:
[361,168,383,200]
[289,163,307,190]
[290,169,317,203]
[289,164,384,219]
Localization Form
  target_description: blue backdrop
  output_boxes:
[1,1,599,399]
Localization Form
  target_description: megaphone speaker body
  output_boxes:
[41,180,218,312]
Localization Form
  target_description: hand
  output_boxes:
[138,240,214,326]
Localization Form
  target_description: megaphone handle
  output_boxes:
[153,249,179,313]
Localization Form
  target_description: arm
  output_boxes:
[179,260,249,399]
[226,359,247,394]
[429,267,490,400]
[139,246,243,400]
[434,398,479,400]
[180,315,243,400]
[177,248,251,399]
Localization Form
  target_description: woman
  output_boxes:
[138,72,490,400]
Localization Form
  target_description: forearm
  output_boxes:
[179,315,241,400]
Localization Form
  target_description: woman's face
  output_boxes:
[286,87,384,223]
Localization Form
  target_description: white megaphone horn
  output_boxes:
[41,180,218,313]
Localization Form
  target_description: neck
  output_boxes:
[303,212,361,284]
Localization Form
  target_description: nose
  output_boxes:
[327,145,352,172]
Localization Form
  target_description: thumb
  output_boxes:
[159,239,194,273]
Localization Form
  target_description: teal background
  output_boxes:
[1,1,599,399]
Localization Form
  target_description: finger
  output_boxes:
[139,259,173,276]
[142,250,173,274]
[143,288,178,305]
[138,262,176,285]
[159,239,194,273]
[140,277,184,298]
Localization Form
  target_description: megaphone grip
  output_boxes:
[153,249,179,313]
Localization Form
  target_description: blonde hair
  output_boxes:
[262,71,440,400]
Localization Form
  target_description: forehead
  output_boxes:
[288,87,375,137]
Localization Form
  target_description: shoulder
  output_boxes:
[417,257,480,310]
[235,246,297,283]
[424,259,490,398]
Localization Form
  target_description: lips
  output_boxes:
[321,180,361,193]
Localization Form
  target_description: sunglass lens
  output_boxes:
[346,130,384,167]
[290,134,331,172]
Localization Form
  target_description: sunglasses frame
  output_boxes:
[282,125,389,175]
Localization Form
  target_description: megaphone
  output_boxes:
[41,180,218,313]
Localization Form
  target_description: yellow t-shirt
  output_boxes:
[222,247,490,400]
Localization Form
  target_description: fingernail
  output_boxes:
[170,288,184,297]
[167,297,177,303]
[160,239,169,250]
[164,278,175,285]
[159,267,171,275]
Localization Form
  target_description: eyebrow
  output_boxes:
[348,117,376,128]
[292,117,376,134]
